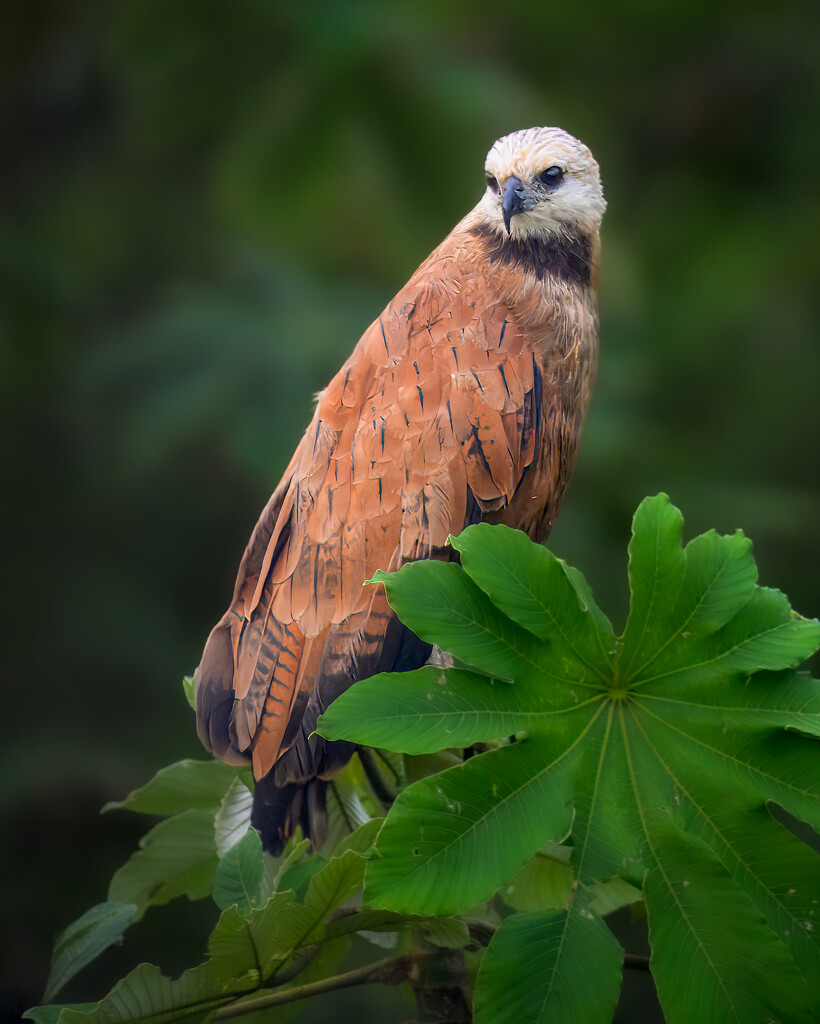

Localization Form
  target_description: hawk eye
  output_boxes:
[539,165,564,187]
[486,174,500,194]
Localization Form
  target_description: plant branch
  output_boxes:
[211,951,438,1019]
[262,944,320,987]
[464,917,497,947]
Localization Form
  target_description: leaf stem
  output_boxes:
[211,951,437,1019]
[263,944,320,987]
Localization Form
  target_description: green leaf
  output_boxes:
[23,1005,96,1023]
[304,849,366,917]
[206,847,370,983]
[320,907,410,940]
[276,850,324,899]
[619,496,819,691]
[55,959,255,1024]
[319,906,471,951]
[210,936,350,1024]
[473,907,623,1024]
[103,760,244,816]
[244,898,321,978]
[331,816,383,857]
[420,916,471,948]
[643,829,811,1023]
[320,666,524,753]
[499,846,574,912]
[586,876,643,917]
[323,769,371,851]
[267,836,311,898]
[404,749,464,783]
[182,675,197,712]
[207,891,296,978]
[450,522,616,675]
[44,902,138,1002]
[108,809,218,916]
[372,748,406,788]
[213,827,264,914]
[320,495,820,1020]
[370,560,546,683]
[363,739,577,915]
[214,777,254,856]
[625,714,820,1013]
[617,493,690,678]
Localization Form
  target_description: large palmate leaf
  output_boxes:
[318,495,820,1023]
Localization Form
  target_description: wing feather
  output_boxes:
[196,251,546,781]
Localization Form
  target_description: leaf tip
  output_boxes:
[182,674,197,712]
[365,570,389,588]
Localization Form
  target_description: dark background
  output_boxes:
[2,0,818,1020]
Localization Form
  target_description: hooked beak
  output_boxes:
[502,176,526,234]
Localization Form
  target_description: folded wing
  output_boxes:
[196,270,541,787]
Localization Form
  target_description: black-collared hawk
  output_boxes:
[195,126,606,852]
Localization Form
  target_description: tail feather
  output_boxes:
[251,775,328,856]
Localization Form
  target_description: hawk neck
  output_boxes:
[467,222,594,288]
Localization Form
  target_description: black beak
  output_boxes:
[502,176,526,234]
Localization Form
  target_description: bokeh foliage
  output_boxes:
[1,0,817,1018]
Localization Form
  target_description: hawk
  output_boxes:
[195,126,606,852]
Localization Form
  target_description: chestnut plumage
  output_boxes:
[195,126,605,852]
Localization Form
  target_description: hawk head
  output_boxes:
[481,127,605,239]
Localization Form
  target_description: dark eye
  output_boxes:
[486,174,500,194]
[539,165,564,187]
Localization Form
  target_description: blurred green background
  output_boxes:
[2,0,817,1019]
